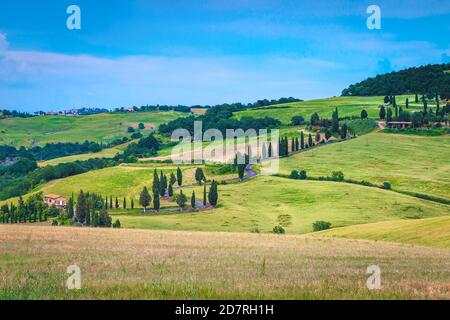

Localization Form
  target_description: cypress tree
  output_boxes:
[191,191,196,209]
[76,190,87,224]
[208,180,219,207]
[238,164,246,181]
[176,190,187,211]
[123,197,127,209]
[332,108,339,132]
[153,169,160,194]
[300,131,305,149]
[115,196,119,209]
[415,93,418,103]
[131,198,134,209]
[405,98,409,109]
[153,192,160,212]
[379,105,386,120]
[308,134,313,147]
[67,195,74,219]
[176,167,183,187]
[203,184,207,206]
[386,108,393,122]
[268,142,272,158]
[170,172,177,186]
[168,183,174,197]
[109,195,113,209]
[104,196,108,209]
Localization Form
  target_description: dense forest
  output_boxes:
[341,64,450,98]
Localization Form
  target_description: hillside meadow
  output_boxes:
[107,175,449,234]
[235,95,427,124]
[278,132,450,200]
[0,225,449,300]
[0,111,186,147]
[316,216,450,249]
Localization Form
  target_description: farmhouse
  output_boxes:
[44,194,67,208]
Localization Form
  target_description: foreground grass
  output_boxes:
[278,132,450,200]
[315,216,450,249]
[0,111,185,147]
[0,225,448,299]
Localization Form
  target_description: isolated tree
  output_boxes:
[203,184,207,206]
[300,131,305,149]
[153,192,160,212]
[176,191,187,211]
[139,186,151,213]
[176,167,183,187]
[308,133,313,147]
[131,198,134,209]
[115,196,119,209]
[361,109,368,119]
[208,180,219,207]
[238,164,246,181]
[191,191,196,209]
[123,197,127,209]
[405,98,409,109]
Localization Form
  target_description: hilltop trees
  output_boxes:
[139,186,151,213]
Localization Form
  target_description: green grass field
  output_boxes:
[316,216,450,249]
[278,132,450,200]
[235,95,427,124]
[0,111,186,147]
[1,225,449,299]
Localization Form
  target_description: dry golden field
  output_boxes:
[0,225,449,300]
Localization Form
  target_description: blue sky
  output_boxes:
[0,0,449,111]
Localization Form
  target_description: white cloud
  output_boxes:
[0,33,9,53]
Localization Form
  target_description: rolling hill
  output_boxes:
[315,216,450,248]
[0,111,186,147]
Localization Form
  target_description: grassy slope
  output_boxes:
[38,141,132,167]
[315,216,450,248]
[0,111,185,147]
[278,132,450,200]
[235,95,426,124]
[1,225,449,299]
[112,176,448,234]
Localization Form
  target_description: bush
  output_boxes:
[299,170,307,180]
[382,182,392,190]
[289,170,300,179]
[330,171,344,181]
[312,221,332,232]
[51,220,58,226]
[273,225,285,234]
[113,219,121,228]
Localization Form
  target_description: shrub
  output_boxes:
[289,170,300,179]
[51,220,58,226]
[113,219,121,228]
[299,170,307,180]
[312,221,332,232]
[273,226,285,234]
[382,182,392,190]
[331,171,344,181]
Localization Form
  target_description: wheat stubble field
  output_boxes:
[0,225,449,300]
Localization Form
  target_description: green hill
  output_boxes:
[315,216,450,248]
[0,111,186,147]
[341,63,450,97]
